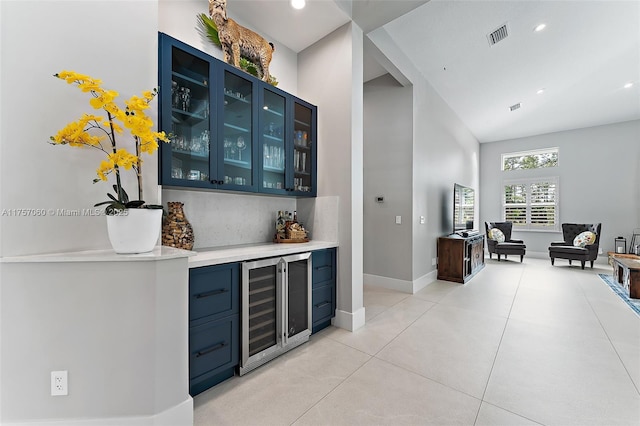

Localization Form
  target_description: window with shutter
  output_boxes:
[503,178,559,231]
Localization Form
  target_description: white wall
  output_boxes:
[298,23,365,330]
[363,74,413,282]
[480,119,640,257]
[0,257,190,424]
[0,0,160,257]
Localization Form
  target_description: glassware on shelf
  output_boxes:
[224,138,232,159]
[171,81,179,108]
[228,143,237,161]
[201,130,210,154]
[237,136,246,161]
[171,167,183,179]
[180,87,191,111]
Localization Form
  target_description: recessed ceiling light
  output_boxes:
[624,82,634,89]
[291,0,305,9]
[534,23,547,32]
[536,88,545,95]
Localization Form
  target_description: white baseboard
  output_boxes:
[2,397,194,426]
[333,306,366,331]
[363,273,413,293]
[412,270,438,293]
[154,398,193,426]
[364,271,438,294]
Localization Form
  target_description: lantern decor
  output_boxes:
[615,236,627,254]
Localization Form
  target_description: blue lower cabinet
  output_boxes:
[189,263,240,396]
[189,315,239,395]
[311,248,336,333]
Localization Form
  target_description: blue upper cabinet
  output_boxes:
[158,33,316,197]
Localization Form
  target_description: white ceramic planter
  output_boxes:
[106,208,163,254]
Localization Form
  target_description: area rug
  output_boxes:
[598,274,640,316]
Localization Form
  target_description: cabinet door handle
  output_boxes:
[195,341,227,358]
[195,288,229,299]
[314,265,331,272]
[314,301,331,308]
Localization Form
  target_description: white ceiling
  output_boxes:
[228,0,640,143]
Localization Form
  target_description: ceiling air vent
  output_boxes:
[487,23,509,46]
[509,102,522,112]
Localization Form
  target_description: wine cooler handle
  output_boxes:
[282,262,288,346]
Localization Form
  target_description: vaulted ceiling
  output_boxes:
[229,0,640,143]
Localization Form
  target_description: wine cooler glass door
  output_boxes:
[242,257,281,369]
[283,252,312,342]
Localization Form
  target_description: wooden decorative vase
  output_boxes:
[162,202,195,250]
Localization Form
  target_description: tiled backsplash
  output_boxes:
[162,189,338,248]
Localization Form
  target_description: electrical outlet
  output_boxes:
[432,257,437,266]
[420,216,425,224]
[51,371,68,396]
[395,216,402,225]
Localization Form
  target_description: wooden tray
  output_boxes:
[273,235,310,244]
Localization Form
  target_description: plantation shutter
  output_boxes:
[503,178,559,231]
[504,183,527,225]
[530,181,557,229]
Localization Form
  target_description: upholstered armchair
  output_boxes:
[485,222,526,262]
[548,223,602,269]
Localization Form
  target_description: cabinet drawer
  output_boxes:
[189,263,239,324]
[312,284,334,323]
[312,249,335,285]
[190,316,239,380]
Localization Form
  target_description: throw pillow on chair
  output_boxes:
[489,228,505,243]
[573,231,596,248]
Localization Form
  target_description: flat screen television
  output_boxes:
[453,183,475,234]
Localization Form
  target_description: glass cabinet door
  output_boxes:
[166,45,212,185]
[261,88,286,192]
[221,70,254,189]
[292,101,315,194]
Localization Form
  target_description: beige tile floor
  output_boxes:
[194,257,640,425]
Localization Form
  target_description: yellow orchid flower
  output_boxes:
[50,70,168,207]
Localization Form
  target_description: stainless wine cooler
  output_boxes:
[240,252,312,375]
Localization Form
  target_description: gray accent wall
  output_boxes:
[480,119,640,258]
[364,74,413,281]
[365,28,480,292]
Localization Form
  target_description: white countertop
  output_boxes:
[0,246,195,263]
[0,241,338,267]
[189,240,338,268]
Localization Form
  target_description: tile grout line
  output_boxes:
[473,263,528,426]
[288,355,376,425]
[579,272,640,396]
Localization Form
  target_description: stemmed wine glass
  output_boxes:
[223,138,232,159]
[237,136,246,161]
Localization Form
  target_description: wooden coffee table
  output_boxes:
[608,253,640,299]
